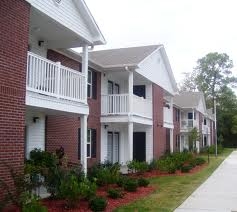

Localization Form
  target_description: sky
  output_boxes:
[85,0,237,84]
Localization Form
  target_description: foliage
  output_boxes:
[148,159,159,171]
[0,161,45,211]
[89,196,107,212]
[123,179,138,192]
[116,175,129,187]
[21,193,47,212]
[188,127,200,152]
[107,188,123,199]
[137,178,150,187]
[88,162,120,186]
[127,160,149,174]
[200,144,224,154]
[59,173,96,208]
[192,157,206,166]
[180,165,192,173]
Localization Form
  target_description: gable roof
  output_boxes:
[174,92,204,108]
[88,45,162,68]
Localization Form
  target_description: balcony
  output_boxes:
[101,94,152,122]
[26,52,88,115]
[180,119,198,132]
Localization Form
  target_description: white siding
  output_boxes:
[137,50,175,95]
[29,34,47,57]
[26,112,45,159]
[26,0,93,42]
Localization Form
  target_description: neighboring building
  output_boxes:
[0,0,105,197]
[173,92,216,152]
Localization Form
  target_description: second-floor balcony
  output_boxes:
[180,119,198,132]
[101,94,152,119]
[26,52,88,115]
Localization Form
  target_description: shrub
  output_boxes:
[89,196,107,212]
[88,162,120,186]
[137,178,149,187]
[21,194,47,212]
[127,160,149,174]
[200,144,224,154]
[181,165,192,173]
[148,159,159,171]
[107,188,123,199]
[123,179,138,192]
[157,158,177,174]
[116,175,129,187]
[193,157,206,166]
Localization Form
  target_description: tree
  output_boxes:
[188,127,200,152]
[194,52,235,108]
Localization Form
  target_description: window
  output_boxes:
[87,70,92,98]
[188,112,196,120]
[176,134,180,151]
[204,118,207,125]
[175,108,180,122]
[87,69,97,99]
[78,128,96,159]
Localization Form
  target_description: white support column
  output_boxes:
[170,129,174,153]
[82,44,88,102]
[192,109,195,127]
[128,122,133,161]
[56,62,61,98]
[80,115,88,175]
[128,70,133,115]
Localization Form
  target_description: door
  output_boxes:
[133,132,146,162]
[107,132,119,163]
[133,85,146,98]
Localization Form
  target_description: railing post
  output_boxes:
[82,44,88,104]
[56,62,61,98]
[128,70,133,115]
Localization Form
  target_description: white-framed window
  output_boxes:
[87,129,91,158]
[87,70,92,98]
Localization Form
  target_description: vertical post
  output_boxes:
[56,62,61,97]
[80,115,88,175]
[192,109,195,127]
[82,44,88,103]
[128,122,133,161]
[214,98,217,157]
[128,70,133,115]
[170,129,174,153]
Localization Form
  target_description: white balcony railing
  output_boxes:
[133,95,152,118]
[181,119,198,130]
[26,52,86,103]
[101,94,152,118]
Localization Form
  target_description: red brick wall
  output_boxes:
[46,50,101,167]
[0,0,30,198]
[173,106,180,152]
[152,84,166,158]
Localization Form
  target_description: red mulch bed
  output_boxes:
[3,163,206,212]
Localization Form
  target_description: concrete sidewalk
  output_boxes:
[175,151,237,212]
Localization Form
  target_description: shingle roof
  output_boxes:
[174,92,203,108]
[88,45,162,68]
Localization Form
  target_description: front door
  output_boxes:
[107,132,119,163]
[133,132,146,162]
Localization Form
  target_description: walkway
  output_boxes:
[175,151,237,212]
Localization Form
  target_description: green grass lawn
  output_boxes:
[115,148,234,212]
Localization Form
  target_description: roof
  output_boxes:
[88,45,162,68]
[174,92,204,108]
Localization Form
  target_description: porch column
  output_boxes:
[80,115,88,175]
[170,129,174,153]
[128,70,133,115]
[128,122,133,161]
[192,109,195,127]
[82,44,88,103]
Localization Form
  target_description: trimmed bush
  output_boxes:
[116,175,129,187]
[137,178,149,187]
[200,144,224,154]
[123,179,138,192]
[181,165,192,173]
[127,160,149,174]
[107,188,123,199]
[89,196,107,212]
[194,157,206,166]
